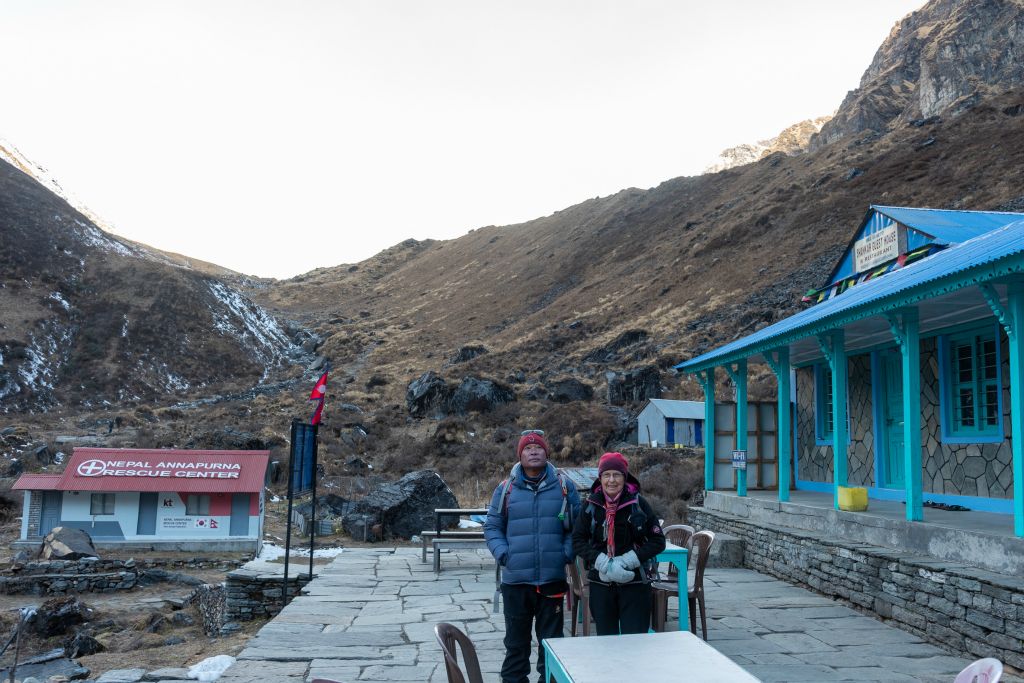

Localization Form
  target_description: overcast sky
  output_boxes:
[0,1,924,279]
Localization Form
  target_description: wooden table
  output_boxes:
[433,507,488,535]
[543,630,761,682]
[656,542,689,630]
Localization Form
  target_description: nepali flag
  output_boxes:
[309,367,329,426]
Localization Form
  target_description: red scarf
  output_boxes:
[602,490,622,557]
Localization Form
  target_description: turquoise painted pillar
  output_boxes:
[698,369,716,493]
[819,331,848,509]
[765,348,791,502]
[1008,283,1024,537]
[725,360,748,497]
[889,309,923,521]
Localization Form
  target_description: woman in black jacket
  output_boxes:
[572,452,666,635]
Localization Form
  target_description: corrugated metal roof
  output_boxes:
[644,399,705,420]
[679,221,1024,371]
[11,474,62,491]
[873,205,1024,244]
[15,448,271,493]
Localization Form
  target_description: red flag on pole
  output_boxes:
[309,368,329,426]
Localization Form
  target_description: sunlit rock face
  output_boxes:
[811,0,1024,149]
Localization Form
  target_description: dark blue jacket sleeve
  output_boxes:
[483,483,508,565]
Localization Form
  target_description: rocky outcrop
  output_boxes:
[342,470,458,541]
[39,527,98,561]
[812,0,1024,149]
[609,365,662,404]
[705,117,831,172]
[406,372,514,417]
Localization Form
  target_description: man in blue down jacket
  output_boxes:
[485,431,581,683]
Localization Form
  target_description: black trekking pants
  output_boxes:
[501,583,564,683]
[589,581,652,635]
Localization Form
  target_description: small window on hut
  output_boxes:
[90,493,115,515]
[940,325,1003,443]
[185,495,211,516]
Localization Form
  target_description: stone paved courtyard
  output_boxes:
[220,547,1017,682]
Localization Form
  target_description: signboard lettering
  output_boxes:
[75,459,241,479]
[731,450,747,470]
[853,225,905,273]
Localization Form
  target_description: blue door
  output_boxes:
[39,491,61,536]
[882,350,905,488]
[694,420,703,446]
[230,494,250,536]
[665,418,675,446]
[137,492,157,535]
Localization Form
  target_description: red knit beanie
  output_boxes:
[517,432,550,459]
[598,452,628,476]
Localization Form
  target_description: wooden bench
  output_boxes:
[432,537,489,573]
[420,530,485,562]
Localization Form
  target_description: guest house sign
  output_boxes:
[853,224,906,273]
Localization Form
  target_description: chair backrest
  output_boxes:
[567,560,584,597]
[662,524,696,576]
[690,530,716,592]
[953,658,1003,683]
[435,622,484,683]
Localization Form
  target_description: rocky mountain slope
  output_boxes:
[0,152,310,413]
[3,0,1024,507]
[813,0,1024,148]
[704,116,831,173]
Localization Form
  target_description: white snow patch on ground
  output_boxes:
[459,519,482,529]
[188,654,236,682]
[206,280,297,369]
[75,219,134,256]
[121,314,129,338]
[48,291,70,311]
[256,542,345,561]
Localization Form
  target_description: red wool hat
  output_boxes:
[598,452,629,476]
[517,432,550,459]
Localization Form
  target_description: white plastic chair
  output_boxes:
[953,658,1002,683]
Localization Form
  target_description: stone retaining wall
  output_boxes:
[225,570,311,621]
[690,507,1024,670]
[0,557,242,595]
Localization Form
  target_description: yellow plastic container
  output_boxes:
[837,486,868,511]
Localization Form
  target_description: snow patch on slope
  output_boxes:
[206,280,298,372]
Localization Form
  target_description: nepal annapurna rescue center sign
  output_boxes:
[11,448,270,550]
[76,458,241,479]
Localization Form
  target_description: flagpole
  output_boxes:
[307,361,328,582]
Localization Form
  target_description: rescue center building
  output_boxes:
[13,448,270,551]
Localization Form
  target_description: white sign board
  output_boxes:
[853,225,904,273]
[731,450,747,470]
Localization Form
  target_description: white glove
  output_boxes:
[618,550,641,570]
[606,557,636,583]
[595,553,612,582]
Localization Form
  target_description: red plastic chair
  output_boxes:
[952,658,1002,683]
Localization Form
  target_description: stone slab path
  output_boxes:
[221,548,1018,683]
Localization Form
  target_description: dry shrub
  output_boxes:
[0,490,20,523]
[631,448,704,525]
[536,402,618,465]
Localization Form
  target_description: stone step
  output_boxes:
[706,530,744,568]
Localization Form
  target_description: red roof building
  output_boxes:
[13,448,270,552]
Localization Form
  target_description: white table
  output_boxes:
[543,630,761,682]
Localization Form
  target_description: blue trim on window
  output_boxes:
[814,363,832,445]
[937,322,1004,444]
[870,351,885,488]
[793,479,1013,514]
